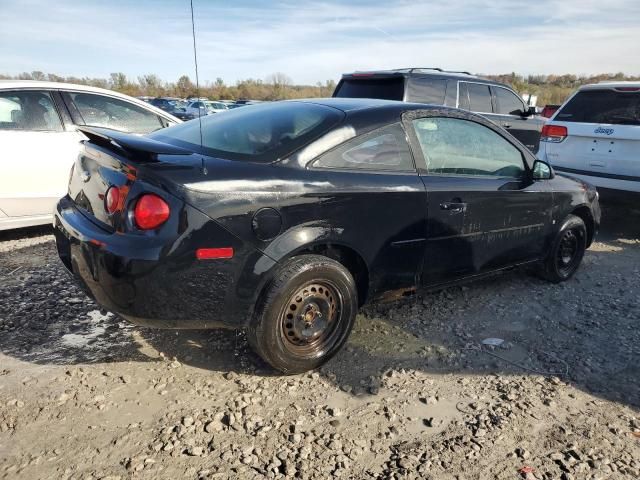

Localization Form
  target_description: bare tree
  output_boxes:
[176,75,196,98]
[266,72,292,100]
[109,72,129,90]
[138,74,165,97]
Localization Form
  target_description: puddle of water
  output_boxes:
[61,310,112,348]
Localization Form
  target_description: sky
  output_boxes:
[1,0,639,85]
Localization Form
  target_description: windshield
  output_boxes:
[149,101,344,162]
[555,89,640,126]
[167,100,186,111]
[206,102,227,111]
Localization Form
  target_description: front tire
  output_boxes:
[247,255,358,374]
[540,214,587,283]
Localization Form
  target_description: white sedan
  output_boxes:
[184,100,229,117]
[205,101,229,114]
[0,80,180,230]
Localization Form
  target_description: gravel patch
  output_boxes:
[0,207,638,479]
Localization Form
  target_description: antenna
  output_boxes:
[190,0,207,174]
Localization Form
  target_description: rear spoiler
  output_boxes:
[78,127,192,162]
[341,72,405,79]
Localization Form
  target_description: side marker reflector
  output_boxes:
[196,247,234,260]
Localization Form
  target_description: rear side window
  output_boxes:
[555,89,640,125]
[0,91,62,131]
[412,117,524,178]
[313,123,414,171]
[150,102,344,162]
[68,92,163,134]
[406,78,447,104]
[494,87,525,115]
[459,82,492,113]
[334,78,404,101]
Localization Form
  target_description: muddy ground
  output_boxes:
[0,203,638,479]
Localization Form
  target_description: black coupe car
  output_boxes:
[54,99,600,373]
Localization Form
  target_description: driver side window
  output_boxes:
[412,117,525,178]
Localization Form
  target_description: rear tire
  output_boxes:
[540,214,587,283]
[247,255,358,374]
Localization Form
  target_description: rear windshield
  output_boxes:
[555,89,640,126]
[334,77,405,101]
[149,101,344,162]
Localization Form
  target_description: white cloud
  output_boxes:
[0,0,638,84]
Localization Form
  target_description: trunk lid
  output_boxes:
[545,121,640,177]
[545,87,640,178]
[68,127,196,231]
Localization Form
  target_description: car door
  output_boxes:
[405,112,552,286]
[457,81,493,117]
[491,85,543,153]
[309,123,428,296]
[0,89,81,219]
[61,91,168,134]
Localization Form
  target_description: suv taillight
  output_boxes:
[541,124,568,143]
[133,194,170,230]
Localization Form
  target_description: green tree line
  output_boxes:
[2,71,639,105]
[484,72,640,105]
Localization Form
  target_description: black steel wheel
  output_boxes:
[279,281,344,358]
[541,214,587,283]
[248,255,358,374]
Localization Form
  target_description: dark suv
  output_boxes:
[333,68,545,152]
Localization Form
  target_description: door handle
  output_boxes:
[440,202,467,213]
[503,123,512,128]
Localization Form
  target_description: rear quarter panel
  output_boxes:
[160,158,428,301]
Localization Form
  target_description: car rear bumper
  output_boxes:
[54,195,273,329]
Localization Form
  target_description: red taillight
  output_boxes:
[105,186,120,214]
[196,247,234,260]
[614,87,640,92]
[541,124,568,143]
[133,194,170,230]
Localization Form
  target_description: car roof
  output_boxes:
[292,97,442,114]
[580,81,640,90]
[347,68,477,77]
[340,69,509,88]
[0,80,180,122]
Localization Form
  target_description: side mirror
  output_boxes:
[532,160,553,180]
